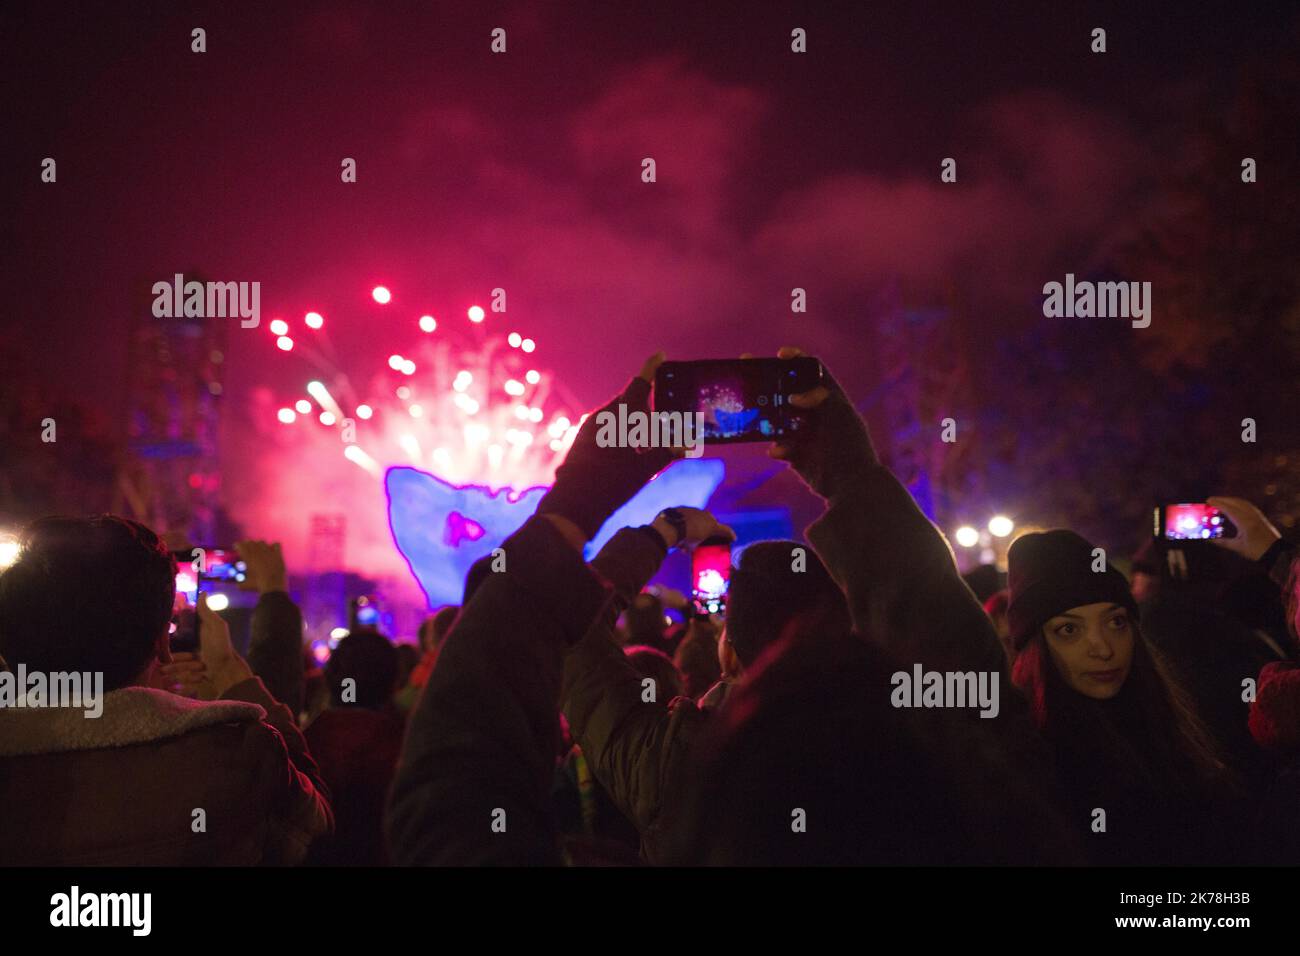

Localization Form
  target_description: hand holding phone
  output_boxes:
[765,347,879,501]
[1205,496,1281,561]
[160,596,249,698]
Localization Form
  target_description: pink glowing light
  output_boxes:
[263,284,584,501]
[373,286,393,304]
[305,311,324,329]
[467,305,485,323]
[270,319,289,336]
[277,336,294,351]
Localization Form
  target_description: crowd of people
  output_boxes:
[1,348,1297,866]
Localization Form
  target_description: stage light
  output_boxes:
[525,370,540,384]
[508,332,522,348]
[269,319,289,336]
[276,336,294,351]
[372,286,392,304]
[330,627,349,640]
[307,381,344,420]
[277,408,296,424]
[409,404,424,418]
[344,444,382,476]
[396,386,411,400]
[295,399,312,414]
[205,593,230,612]
[528,407,543,423]
[0,535,21,570]
[452,371,472,392]
[388,354,405,371]
[521,338,536,353]
[419,315,437,333]
[955,526,979,548]
[504,379,525,396]
[356,404,373,419]
[988,515,1014,538]
[468,305,485,323]
[320,411,337,426]
[402,360,416,375]
[304,311,324,329]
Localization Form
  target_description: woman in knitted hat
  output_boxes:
[1005,529,1244,865]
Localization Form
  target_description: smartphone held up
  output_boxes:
[168,548,247,653]
[1154,503,1237,541]
[655,357,824,445]
[691,535,732,616]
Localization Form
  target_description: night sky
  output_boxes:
[2,1,1297,606]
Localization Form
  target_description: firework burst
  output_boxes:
[265,288,583,492]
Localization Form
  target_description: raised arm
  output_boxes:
[769,347,1006,677]
[386,357,678,865]
[237,540,306,715]
[562,509,732,844]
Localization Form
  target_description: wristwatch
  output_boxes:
[659,508,689,550]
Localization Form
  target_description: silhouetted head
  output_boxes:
[0,515,176,691]
[724,540,851,670]
[325,630,399,708]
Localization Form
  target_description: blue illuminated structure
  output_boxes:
[386,458,726,608]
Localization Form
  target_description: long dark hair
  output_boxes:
[1011,620,1227,795]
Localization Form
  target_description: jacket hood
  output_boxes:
[0,686,266,757]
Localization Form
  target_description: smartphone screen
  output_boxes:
[168,547,244,653]
[655,357,824,444]
[1157,503,1234,540]
[170,567,201,654]
[195,549,246,583]
[691,541,732,615]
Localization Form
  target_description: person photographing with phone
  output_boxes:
[0,518,331,864]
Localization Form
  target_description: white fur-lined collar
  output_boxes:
[0,687,265,757]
